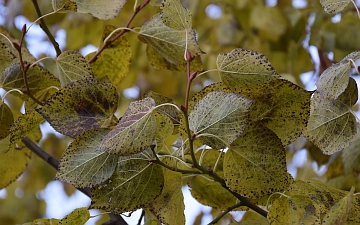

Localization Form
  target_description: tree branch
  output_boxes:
[31,0,62,57]
[21,137,128,225]
[87,0,150,64]
[208,202,244,225]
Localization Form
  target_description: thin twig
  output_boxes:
[14,25,43,105]
[30,0,61,57]
[208,202,244,225]
[88,0,150,64]
[137,210,145,225]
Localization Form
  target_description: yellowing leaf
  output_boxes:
[188,91,252,149]
[9,110,44,149]
[97,97,157,156]
[248,79,312,145]
[322,187,354,225]
[36,78,118,138]
[53,0,127,20]
[160,0,191,30]
[217,48,280,92]
[87,25,131,86]
[0,41,16,74]
[56,128,118,188]
[0,101,13,139]
[139,13,203,65]
[0,136,28,189]
[149,168,184,225]
[320,0,351,14]
[316,59,351,99]
[267,195,321,225]
[349,194,360,223]
[1,62,60,100]
[90,149,164,214]
[304,78,358,154]
[224,124,290,198]
[55,50,93,87]
[60,207,90,225]
[23,218,60,225]
[288,180,348,214]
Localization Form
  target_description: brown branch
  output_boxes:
[31,0,62,57]
[21,137,128,225]
[87,0,150,64]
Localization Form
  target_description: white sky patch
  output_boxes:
[205,4,222,19]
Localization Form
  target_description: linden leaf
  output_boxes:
[9,110,44,150]
[56,128,118,188]
[145,45,203,72]
[1,62,60,100]
[87,25,131,86]
[36,78,118,138]
[248,79,312,145]
[148,168,185,225]
[217,48,280,92]
[160,0,191,30]
[320,0,351,14]
[316,59,351,99]
[188,91,252,149]
[0,101,13,140]
[0,41,16,74]
[349,195,360,223]
[52,0,77,12]
[90,149,164,214]
[322,187,354,225]
[304,78,358,154]
[0,136,28,189]
[53,0,127,20]
[23,218,60,225]
[268,195,321,225]
[97,97,157,156]
[224,123,290,198]
[60,207,90,225]
[139,13,203,65]
[55,50,94,87]
[288,180,348,214]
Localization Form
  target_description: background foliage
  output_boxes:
[1,0,360,224]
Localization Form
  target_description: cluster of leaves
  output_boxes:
[1,0,360,224]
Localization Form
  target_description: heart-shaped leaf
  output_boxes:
[90,149,164,214]
[36,78,118,137]
[56,128,118,188]
[97,97,157,156]
[217,48,280,92]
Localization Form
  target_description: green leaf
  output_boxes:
[316,59,351,99]
[248,79,312,145]
[1,62,60,100]
[148,168,184,225]
[97,97,157,156]
[36,78,118,138]
[55,50,93,87]
[0,101,13,140]
[23,218,60,225]
[9,110,44,150]
[53,0,127,20]
[145,45,203,72]
[224,123,291,198]
[322,187,354,225]
[0,136,28,189]
[139,12,203,65]
[90,149,164,214]
[0,41,16,74]
[160,0,191,30]
[188,91,252,149]
[304,78,358,154]
[87,25,131,86]
[267,195,321,225]
[60,207,90,225]
[217,48,280,92]
[56,128,118,188]
[320,0,351,14]
[288,180,348,214]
